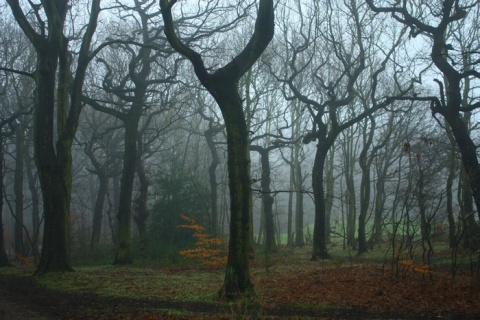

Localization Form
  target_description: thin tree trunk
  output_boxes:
[294,156,304,247]
[325,149,335,245]
[14,126,25,255]
[90,171,107,252]
[0,134,11,267]
[445,126,456,248]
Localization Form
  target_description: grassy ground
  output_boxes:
[1,243,479,319]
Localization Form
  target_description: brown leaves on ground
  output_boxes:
[1,250,480,319]
[256,261,480,318]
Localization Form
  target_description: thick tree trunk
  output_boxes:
[114,110,141,265]
[7,0,100,274]
[444,115,480,249]
[160,0,273,299]
[34,46,74,274]
[311,143,331,260]
[215,85,254,299]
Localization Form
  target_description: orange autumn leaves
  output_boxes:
[177,214,227,266]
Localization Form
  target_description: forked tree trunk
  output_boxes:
[7,0,100,274]
[160,0,274,299]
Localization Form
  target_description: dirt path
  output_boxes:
[0,288,52,320]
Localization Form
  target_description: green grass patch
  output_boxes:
[34,265,222,303]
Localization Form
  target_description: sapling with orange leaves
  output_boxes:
[178,214,226,267]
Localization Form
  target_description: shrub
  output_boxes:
[178,214,226,267]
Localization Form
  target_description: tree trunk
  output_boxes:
[294,156,304,247]
[14,126,25,255]
[25,132,41,257]
[90,171,107,252]
[287,159,294,247]
[6,0,100,274]
[357,165,370,254]
[324,149,335,245]
[205,126,221,236]
[446,127,457,248]
[160,0,273,299]
[133,139,149,257]
[259,148,275,252]
[358,117,376,254]
[371,162,387,246]
[114,109,141,265]
[0,134,11,267]
[344,135,356,249]
[458,167,478,249]
[34,46,74,274]
[216,84,255,299]
[311,143,331,260]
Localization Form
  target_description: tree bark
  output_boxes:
[311,141,331,260]
[14,126,25,255]
[160,0,274,299]
[250,146,276,252]
[114,110,141,265]
[90,171,107,252]
[25,132,41,256]
[204,125,222,236]
[6,0,100,274]
[0,133,11,267]
[133,137,149,257]
[294,156,304,247]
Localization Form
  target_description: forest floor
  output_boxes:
[0,246,479,319]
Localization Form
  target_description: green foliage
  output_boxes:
[70,243,115,267]
[146,167,211,260]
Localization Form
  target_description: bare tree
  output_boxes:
[4,0,102,273]
[271,0,410,259]
[366,0,480,249]
[160,0,274,299]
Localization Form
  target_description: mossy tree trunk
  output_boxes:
[160,0,274,299]
[6,0,101,274]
